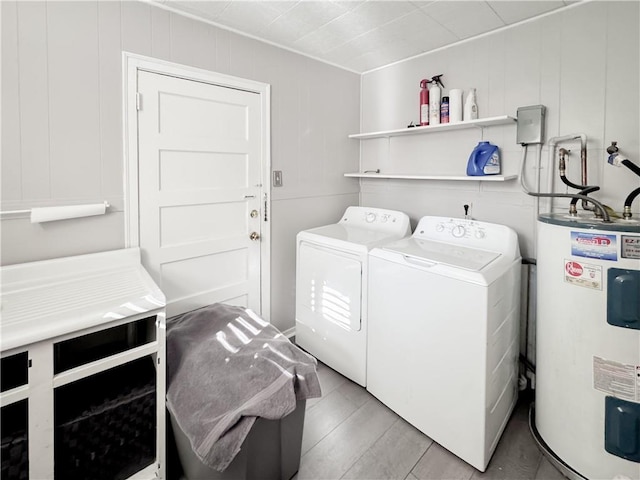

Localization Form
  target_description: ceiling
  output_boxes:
[151,1,578,73]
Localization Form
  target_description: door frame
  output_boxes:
[122,52,271,321]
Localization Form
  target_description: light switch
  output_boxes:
[273,170,283,187]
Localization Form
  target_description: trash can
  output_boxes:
[169,399,306,480]
[165,304,320,480]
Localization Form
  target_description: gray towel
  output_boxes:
[166,303,321,471]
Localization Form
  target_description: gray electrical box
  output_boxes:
[516,105,546,145]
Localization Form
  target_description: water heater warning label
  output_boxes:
[593,356,640,402]
[564,259,602,290]
[571,231,617,261]
[621,235,640,259]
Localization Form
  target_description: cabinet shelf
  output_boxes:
[344,172,517,181]
[348,115,516,140]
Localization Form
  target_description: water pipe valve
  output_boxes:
[606,141,640,219]
[607,141,628,166]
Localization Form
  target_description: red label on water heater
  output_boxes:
[576,236,611,246]
[564,259,602,290]
[565,261,583,276]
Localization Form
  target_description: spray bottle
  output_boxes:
[428,75,444,126]
[419,79,430,126]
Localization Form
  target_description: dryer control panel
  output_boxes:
[339,206,411,236]
[413,216,520,257]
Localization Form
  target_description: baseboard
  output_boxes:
[281,326,295,340]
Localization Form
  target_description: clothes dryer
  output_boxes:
[366,216,521,471]
[295,206,411,386]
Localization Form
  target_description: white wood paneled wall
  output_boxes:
[359,1,640,259]
[1,1,360,332]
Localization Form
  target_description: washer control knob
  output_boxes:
[366,213,377,223]
[436,223,445,232]
[452,225,466,238]
[475,229,486,239]
[381,214,388,223]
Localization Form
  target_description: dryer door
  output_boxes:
[296,242,362,333]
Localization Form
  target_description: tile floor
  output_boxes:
[295,362,566,480]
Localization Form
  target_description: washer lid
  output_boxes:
[382,238,501,271]
[301,224,405,249]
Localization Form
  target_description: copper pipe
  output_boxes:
[520,145,611,222]
[579,137,593,211]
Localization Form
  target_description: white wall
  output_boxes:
[359,1,639,259]
[1,1,360,332]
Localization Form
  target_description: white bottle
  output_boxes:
[428,75,443,125]
[464,88,478,121]
[449,89,463,123]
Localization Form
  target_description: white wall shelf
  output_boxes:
[348,115,516,139]
[344,173,517,181]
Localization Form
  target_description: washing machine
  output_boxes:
[366,216,521,472]
[295,206,411,387]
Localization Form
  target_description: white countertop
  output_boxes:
[1,248,165,352]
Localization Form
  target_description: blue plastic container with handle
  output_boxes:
[466,141,501,176]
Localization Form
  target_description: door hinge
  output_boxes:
[136,92,142,111]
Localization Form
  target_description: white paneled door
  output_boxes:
[137,70,264,317]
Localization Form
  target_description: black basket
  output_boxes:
[55,380,156,480]
[1,430,28,480]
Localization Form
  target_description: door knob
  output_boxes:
[250,232,260,241]
[250,209,259,218]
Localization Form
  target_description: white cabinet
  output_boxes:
[0,249,166,480]
[346,115,517,181]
